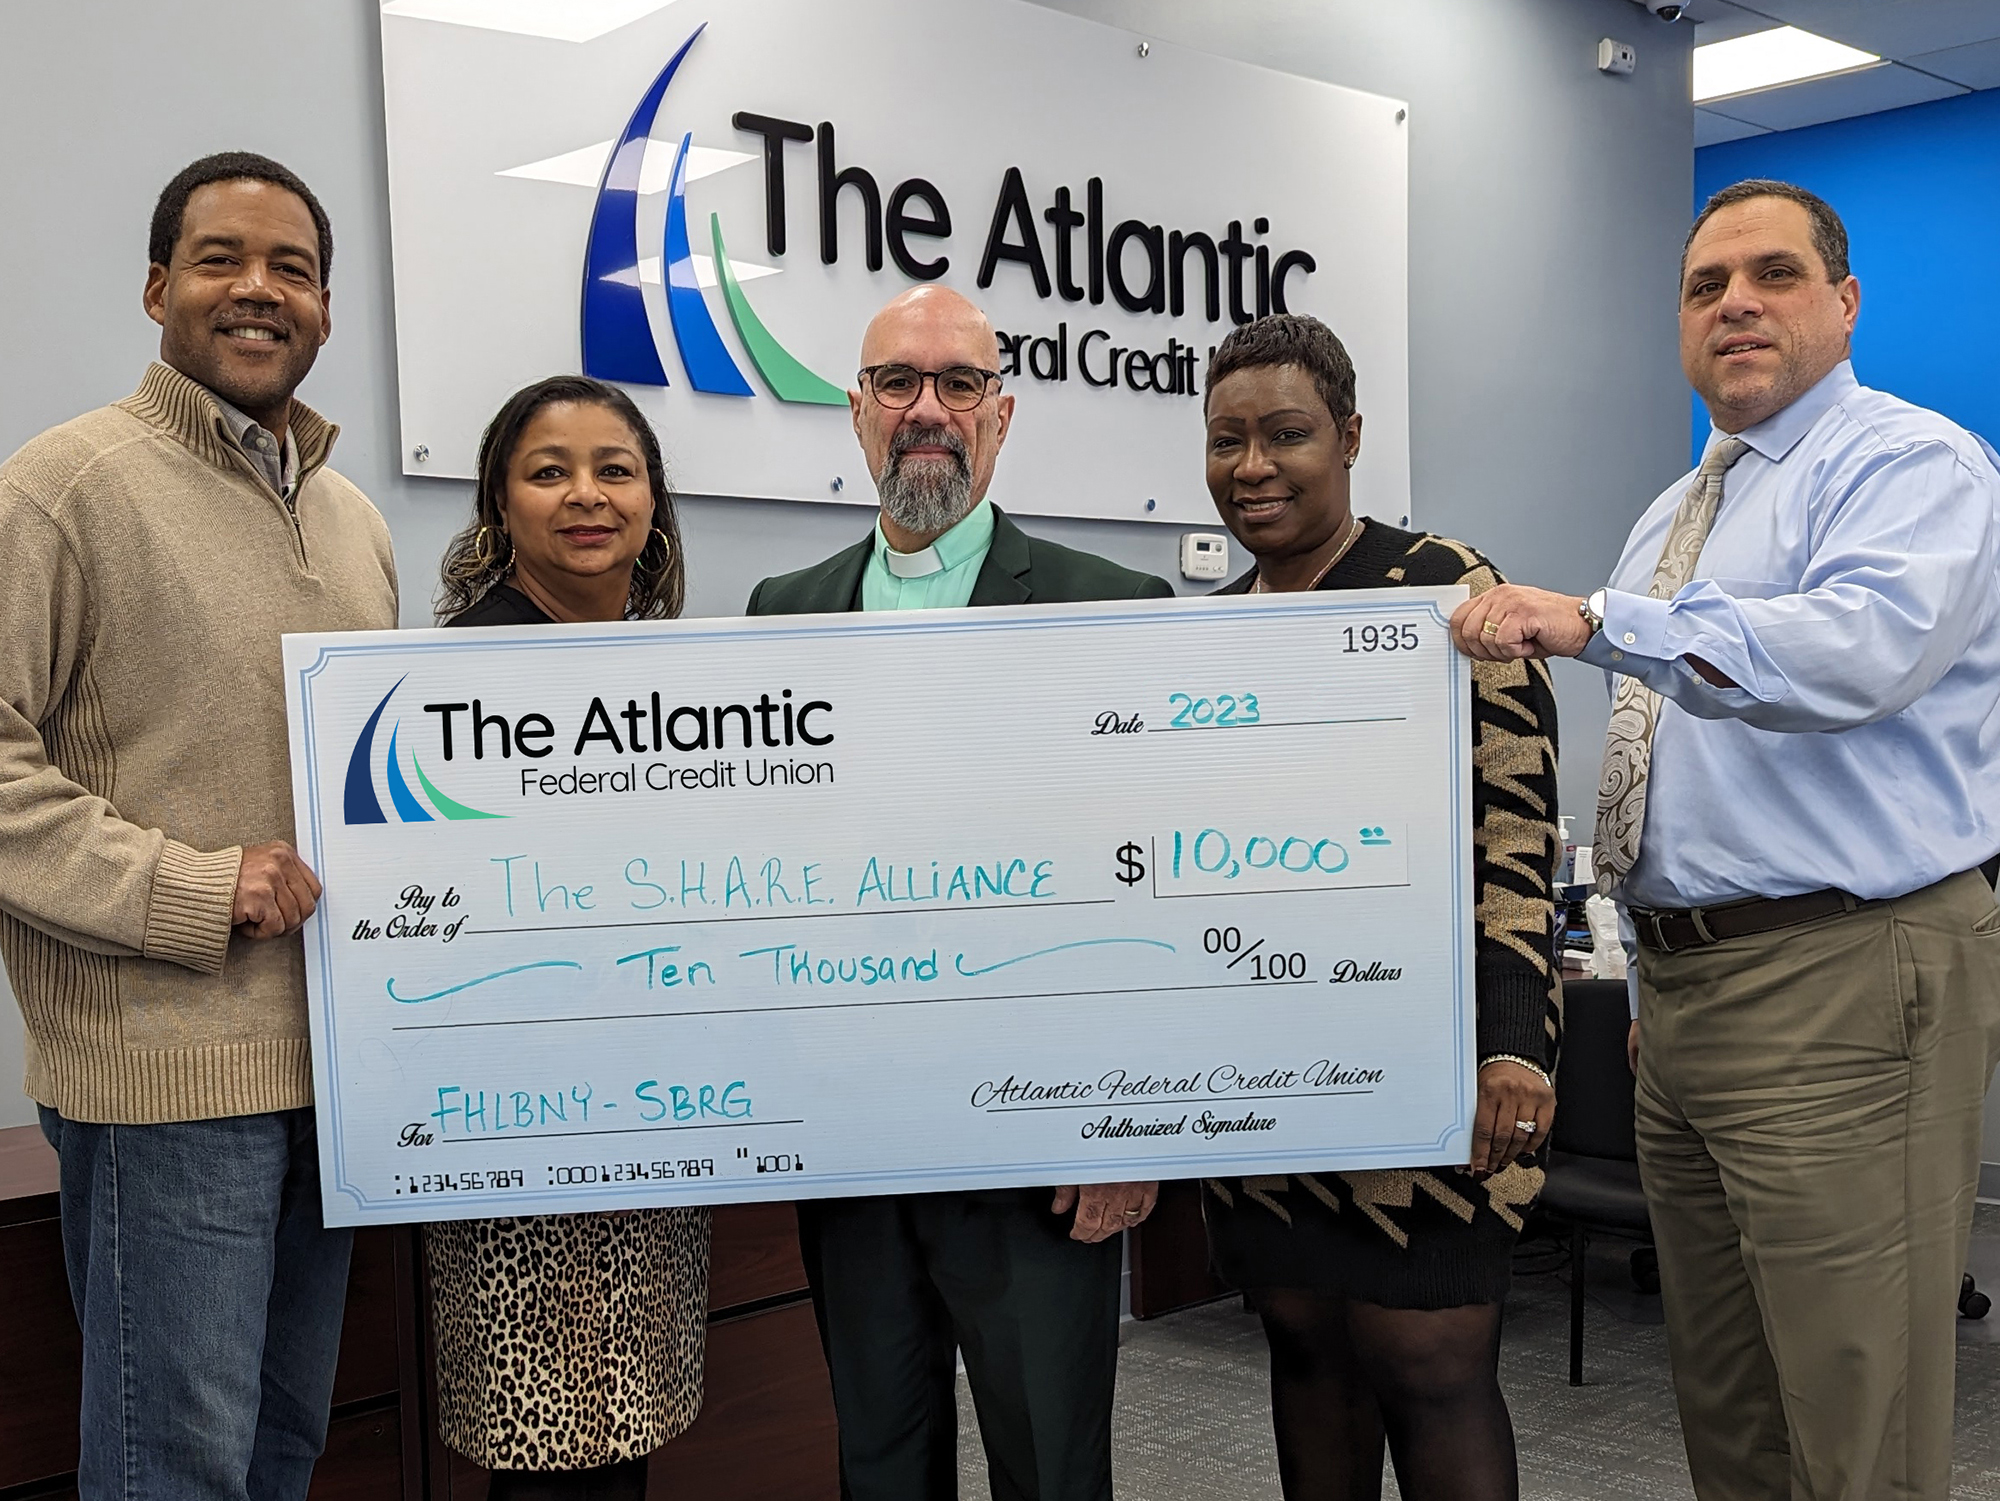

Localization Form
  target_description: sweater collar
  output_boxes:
[119,361,338,483]
[1230,515,1417,593]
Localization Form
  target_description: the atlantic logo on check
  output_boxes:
[342,676,839,824]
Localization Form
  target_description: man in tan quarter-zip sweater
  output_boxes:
[0,153,395,1501]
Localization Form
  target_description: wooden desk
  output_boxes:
[0,1123,420,1500]
[0,1124,836,1499]
[0,1125,84,1495]
[1129,1180,1233,1319]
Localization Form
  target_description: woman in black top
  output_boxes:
[1200,317,1562,1501]
[425,377,706,1500]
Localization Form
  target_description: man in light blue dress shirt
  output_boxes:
[1451,181,2000,1500]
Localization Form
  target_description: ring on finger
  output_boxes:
[1513,1119,1537,1134]
[1482,621,1502,636]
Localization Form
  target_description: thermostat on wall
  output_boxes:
[1180,532,1230,581]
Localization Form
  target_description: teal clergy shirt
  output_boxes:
[859,498,995,611]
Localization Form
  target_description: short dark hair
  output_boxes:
[149,152,334,283]
[435,375,686,622]
[1203,314,1357,425]
[1684,179,1849,284]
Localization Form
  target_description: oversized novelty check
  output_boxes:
[284,588,1473,1226]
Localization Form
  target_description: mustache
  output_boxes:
[886,424,969,476]
[876,423,975,536]
[213,299,291,332]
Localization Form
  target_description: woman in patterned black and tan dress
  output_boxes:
[425,376,709,1501]
[1199,316,1562,1501]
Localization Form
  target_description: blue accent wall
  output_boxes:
[1694,88,2000,457]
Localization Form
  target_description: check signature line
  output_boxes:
[468,896,1115,938]
[388,977,1319,1032]
[986,1088,1375,1113]
[1146,716,1407,733]
[386,960,582,1005]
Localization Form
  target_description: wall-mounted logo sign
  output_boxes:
[380,0,1409,525]
[577,25,849,406]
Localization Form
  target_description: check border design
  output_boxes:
[288,593,1471,1219]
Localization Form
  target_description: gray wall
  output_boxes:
[0,0,1697,1128]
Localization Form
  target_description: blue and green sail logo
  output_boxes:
[579,24,844,405]
[343,679,502,825]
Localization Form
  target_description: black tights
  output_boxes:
[1250,1290,1517,1501]
[486,1456,648,1500]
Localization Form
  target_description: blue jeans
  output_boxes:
[38,1105,354,1501]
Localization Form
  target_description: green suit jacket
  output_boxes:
[744,504,1174,614]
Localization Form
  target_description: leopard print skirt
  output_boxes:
[425,1208,711,1470]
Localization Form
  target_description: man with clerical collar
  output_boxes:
[0,152,397,1499]
[748,286,1172,1500]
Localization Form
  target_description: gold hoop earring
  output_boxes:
[642,527,673,570]
[473,524,512,570]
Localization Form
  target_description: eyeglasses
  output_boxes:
[858,364,1002,412]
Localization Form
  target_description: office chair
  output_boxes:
[1537,978,1652,1386]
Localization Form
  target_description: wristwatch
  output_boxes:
[1578,587,1608,637]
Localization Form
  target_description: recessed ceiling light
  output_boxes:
[1694,25,1881,102]
[597,254,782,290]
[498,140,756,194]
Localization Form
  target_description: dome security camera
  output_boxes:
[1633,0,1687,19]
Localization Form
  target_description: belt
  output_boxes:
[1629,887,1863,954]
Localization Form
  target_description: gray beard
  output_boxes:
[876,436,974,537]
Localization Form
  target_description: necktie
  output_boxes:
[1593,436,1750,896]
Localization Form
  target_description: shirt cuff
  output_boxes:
[1598,589,1672,660]
[143,840,242,975]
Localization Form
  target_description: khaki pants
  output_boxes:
[1636,869,2000,1501]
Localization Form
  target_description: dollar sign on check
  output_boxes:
[1114,842,1147,886]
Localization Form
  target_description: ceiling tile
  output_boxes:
[1906,35,2000,87]
[1707,58,1967,129]
[1695,108,1775,144]
[1689,1,1785,46]
[1726,1,2000,61]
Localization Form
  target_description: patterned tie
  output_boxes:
[1593,436,1750,896]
